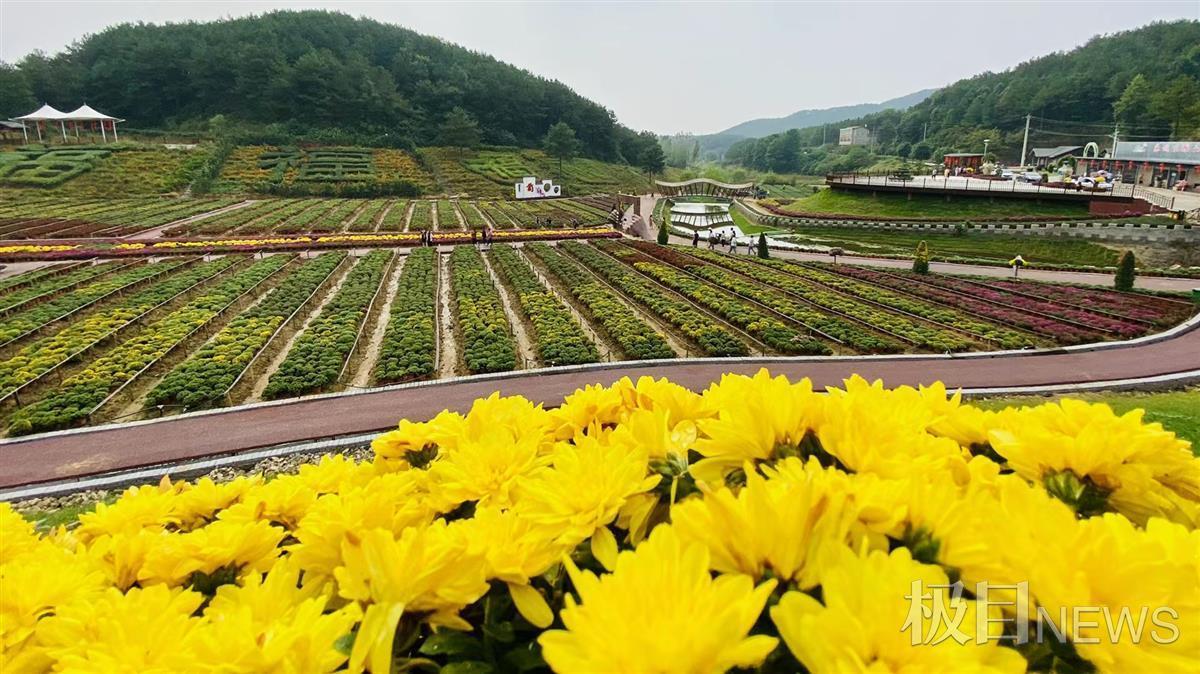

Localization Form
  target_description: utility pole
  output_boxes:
[922,122,927,142]
[1110,123,1120,157]
[1019,114,1031,169]
[822,124,827,146]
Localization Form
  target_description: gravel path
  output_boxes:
[349,255,406,388]
[480,249,538,368]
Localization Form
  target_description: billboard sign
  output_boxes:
[515,176,561,200]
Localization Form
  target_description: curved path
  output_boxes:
[1,314,1198,489]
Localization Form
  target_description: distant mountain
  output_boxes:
[716,89,937,139]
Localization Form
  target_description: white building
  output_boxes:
[838,126,871,146]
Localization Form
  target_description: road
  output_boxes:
[1,316,1198,488]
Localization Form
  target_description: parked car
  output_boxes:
[1000,170,1015,180]
[1020,172,1042,183]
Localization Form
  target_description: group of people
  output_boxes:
[692,230,750,255]
[417,227,495,250]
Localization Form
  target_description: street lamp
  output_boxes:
[983,139,991,160]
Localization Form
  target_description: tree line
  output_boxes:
[720,20,1200,174]
[0,9,666,172]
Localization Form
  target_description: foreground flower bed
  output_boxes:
[3,371,1199,673]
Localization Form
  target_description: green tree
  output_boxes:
[636,132,666,180]
[543,121,581,176]
[757,233,769,259]
[1113,74,1153,127]
[656,219,669,245]
[912,240,930,274]
[1114,251,1136,291]
[439,107,481,152]
[1149,76,1200,139]
[0,63,35,118]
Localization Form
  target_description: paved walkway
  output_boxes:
[1,317,1198,488]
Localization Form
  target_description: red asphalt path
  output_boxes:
[2,321,1199,488]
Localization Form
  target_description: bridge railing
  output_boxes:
[825,172,1137,199]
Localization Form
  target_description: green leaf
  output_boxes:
[440,662,495,674]
[482,620,515,643]
[333,631,355,656]
[503,643,548,672]
[417,631,485,658]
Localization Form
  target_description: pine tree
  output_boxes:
[912,240,930,274]
[543,122,581,176]
[757,233,769,258]
[1114,251,1136,291]
[656,220,669,245]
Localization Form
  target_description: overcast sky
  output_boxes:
[1,1,1197,134]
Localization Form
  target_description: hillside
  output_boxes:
[0,10,651,163]
[718,88,936,139]
[722,20,1200,174]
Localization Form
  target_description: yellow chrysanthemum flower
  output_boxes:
[168,475,262,531]
[989,399,1200,524]
[426,424,552,511]
[516,431,659,569]
[196,561,361,674]
[0,502,39,563]
[289,471,435,582]
[76,480,184,541]
[448,506,567,627]
[540,525,778,674]
[549,383,629,440]
[771,546,1026,673]
[137,518,285,586]
[34,585,206,673]
[672,461,856,588]
[691,369,823,483]
[334,523,489,674]
[819,376,971,482]
[1,545,108,662]
[615,375,714,426]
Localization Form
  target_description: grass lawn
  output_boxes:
[731,207,776,235]
[975,388,1199,454]
[777,226,1120,266]
[765,188,1090,220]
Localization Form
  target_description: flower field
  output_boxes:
[3,371,1198,673]
[0,241,1191,434]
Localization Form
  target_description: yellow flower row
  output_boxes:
[0,244,77,254]
[3,371,1196,674]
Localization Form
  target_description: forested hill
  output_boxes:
[718,88,936,139]
[0,10,630,159]
[724,20,1200,174]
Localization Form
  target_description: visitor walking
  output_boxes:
[692,231,699,247]
[729,237,736,254]
[471,229,478,249]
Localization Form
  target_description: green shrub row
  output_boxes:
[449,246,517,374]
[0,258,238,398]
[373,247,437,384]
[0,262,123,313]
[8,255,290,435]
[524,243,674,361]
[488,244,598,367]
[148,252,346,408]
[558,241,746,357]
[0,260,185,345]
[264,250,391,398]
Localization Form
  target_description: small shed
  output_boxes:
[942,152,983,170]
[1030,146,1081,168]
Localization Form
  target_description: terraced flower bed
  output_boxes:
[0,259,238,401]
[449,246,517,373]
[664,246,978,352]
[373,247,437,384]
[0,261,124,314]
[596,242,825,355]
[560,241,747,356]
[822,264,1106,344]
[264,250,392,398]
[488,244,599,366]
[0,259,185,346]
[8,255,290,434]
[435,200,462,230]
[378,200,409,231]
[148,252,346,408]
[985,279,1192,327]
[408,201,433,231]
[525,243,674,360]
[344,199,389,232]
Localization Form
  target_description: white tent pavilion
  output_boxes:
[13,104,69,143]
[64,104,124,142]
[9,103,125,144]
